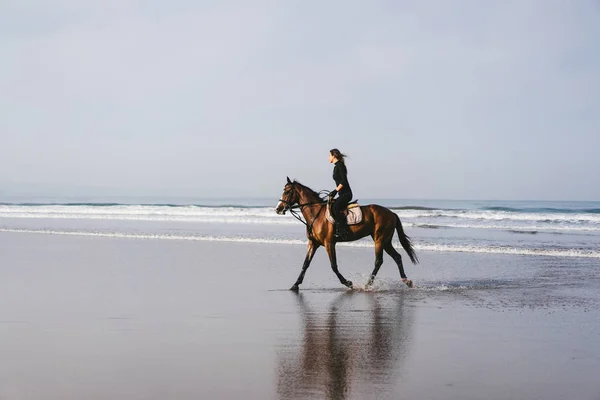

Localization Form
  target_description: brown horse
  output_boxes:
[275,177,419,291]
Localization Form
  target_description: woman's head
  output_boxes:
[329,148,347,163]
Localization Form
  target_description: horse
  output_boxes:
[275,177,419,290]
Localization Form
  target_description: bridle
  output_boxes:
[278,187,330,234]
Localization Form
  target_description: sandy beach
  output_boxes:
[1,231,599,399]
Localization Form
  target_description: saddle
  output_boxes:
[326,200,363,225]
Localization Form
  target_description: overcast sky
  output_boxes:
[1,0,599,200]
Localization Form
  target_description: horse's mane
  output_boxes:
[292,180,322,201]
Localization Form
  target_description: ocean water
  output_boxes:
[1,196,599,260]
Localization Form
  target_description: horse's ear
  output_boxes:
[287,176,292,184]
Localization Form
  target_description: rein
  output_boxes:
[289,202,325,228]
[279,193,329,234]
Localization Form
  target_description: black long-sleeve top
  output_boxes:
[333,161,351,194]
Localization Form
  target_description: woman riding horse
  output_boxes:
[328,149,352,239]
[275,176,418,290]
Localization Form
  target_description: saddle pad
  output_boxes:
[326,205,363,225]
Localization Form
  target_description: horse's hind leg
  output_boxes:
[291,240,320,291]
[366,240,384,287]
[325,242,353,289]
[384,242,414,288]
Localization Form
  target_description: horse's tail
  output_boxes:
[395,214,419,264]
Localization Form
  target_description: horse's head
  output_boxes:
[275,177,300,215]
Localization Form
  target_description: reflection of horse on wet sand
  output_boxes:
[276,178,419,291]
[276,292,415,399]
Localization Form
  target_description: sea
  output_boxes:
[1,195,599,260]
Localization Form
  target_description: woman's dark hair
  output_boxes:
[329,148,348,163]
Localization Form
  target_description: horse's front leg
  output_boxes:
[290,240,320,291]
[325,241,353,289]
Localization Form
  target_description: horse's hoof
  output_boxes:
[405,280,414,288]
[345,280,353,289]
[290,285,299,291]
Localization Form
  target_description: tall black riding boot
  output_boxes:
[334,212,350,238]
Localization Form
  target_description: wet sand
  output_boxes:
[0,232,599,399]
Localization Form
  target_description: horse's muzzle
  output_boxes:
[275,202,289,215]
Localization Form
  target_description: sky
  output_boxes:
[1,0,599,201]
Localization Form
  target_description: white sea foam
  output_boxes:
[415,243,600,258]
[1,204,599,232]
[2,228,599,258]
[393,209,600,224]
[0,228,305,245]
[0,205,296,224]
[414,223,600,232]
